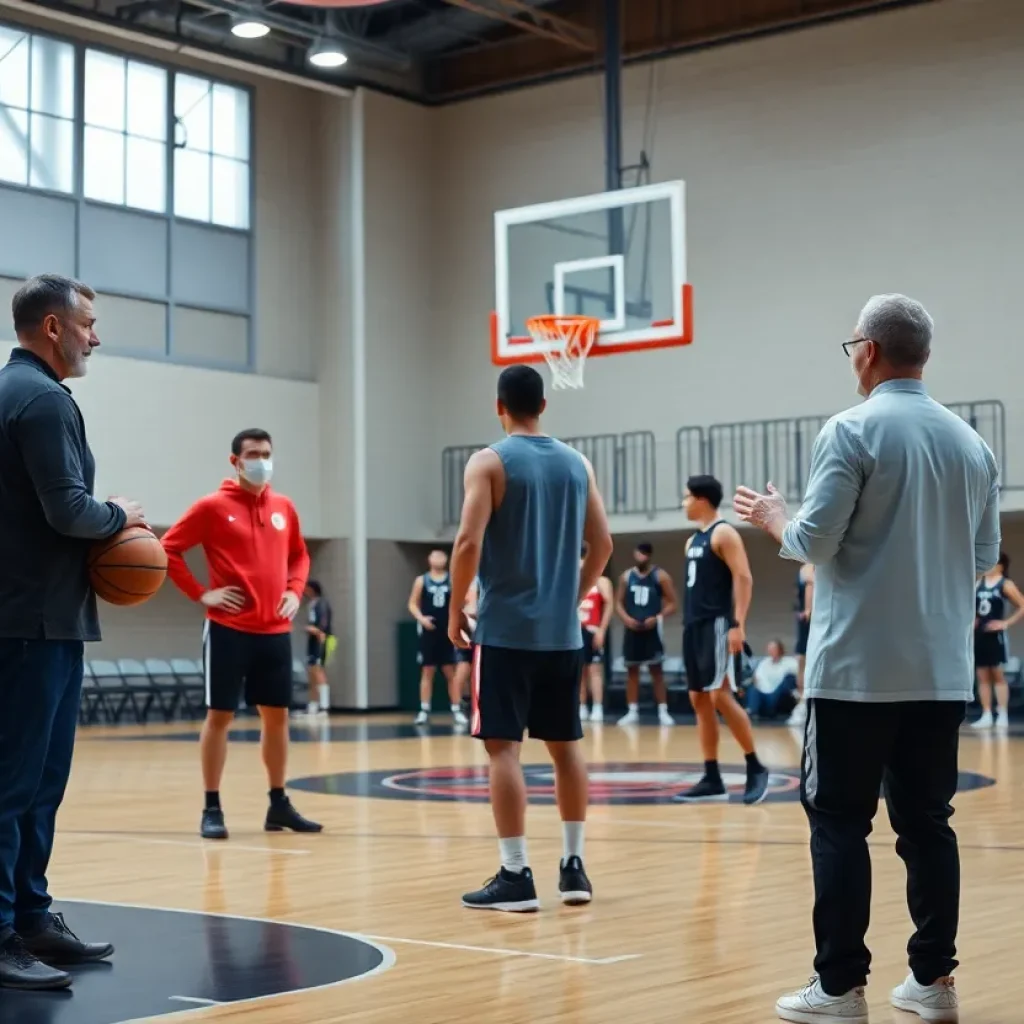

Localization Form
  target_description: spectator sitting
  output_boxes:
[745,640,799,719]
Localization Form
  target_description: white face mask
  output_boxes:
[240,458,273,486]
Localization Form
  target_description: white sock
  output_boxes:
[592,703,603,713]
[562,822,585,865]
[318,685,330,710]
[499,836,528,874]
[420,701,430,712]
[451,703,461,713]
[658,702,668,713]
[629,702,638,712]
[306,701,317,714]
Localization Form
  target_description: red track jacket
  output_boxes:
[161,479,310,635]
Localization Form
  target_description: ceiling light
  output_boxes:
[231,13,270,39]
[308,39,347,69]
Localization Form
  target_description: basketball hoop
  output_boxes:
[525,315,600,390]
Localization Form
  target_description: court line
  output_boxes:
[359,932,641,965]
[63,832,311,856]
[169,996,222,1006]
[54,898,395,1021]
[60,827,1024,854]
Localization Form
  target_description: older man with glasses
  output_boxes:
[735,294,1000,1024]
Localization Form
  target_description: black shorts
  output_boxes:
[455,643,475,665]
[581,628,604,665]
[974,630,1007,669]
[306,638,326,667]
[795,618,810,657]
[623,626,663,666]
[683,617,739,693]
[203,621,293,712]
[470,645,584,742]
[418,625,455,668]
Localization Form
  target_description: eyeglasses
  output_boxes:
[842,336,871,358]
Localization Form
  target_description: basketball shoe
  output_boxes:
[462,868,539,912]
[558,856,592,905]
[776,976,868,1023]
[890,974,958,1022]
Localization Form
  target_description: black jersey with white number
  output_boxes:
[420,573,451,621]
[976,577,1006,631]
[684,521,734,623]
[623,568,663,622]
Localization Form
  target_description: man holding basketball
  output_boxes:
[162,428,322,841]
[0,276,145,989]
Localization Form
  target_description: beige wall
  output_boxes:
[431,0,1024,489]
[363,91,441,541]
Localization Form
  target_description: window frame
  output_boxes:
[0,18,256,371]
[0,26,76,194]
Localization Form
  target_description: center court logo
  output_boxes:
[288,762,992,806]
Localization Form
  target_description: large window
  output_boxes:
[83,50,167,213]
[174,73,250,229]
[0,23,254,370]
[0,27,74,193]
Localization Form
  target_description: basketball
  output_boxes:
[89,527,168,607]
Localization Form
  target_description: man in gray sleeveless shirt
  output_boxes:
[448,365,613,913]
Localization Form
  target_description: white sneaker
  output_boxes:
[579,705,589,722]
[890,974,958,1022]
[414,710,429,726]
[788,701,807,727]
[617,707,639,726]
[658,706,675,727]
[589,705,604,724]
[970,712,993,729]
[995,711,1009,730]
[452,708,468,727]
[776,976,868,1023]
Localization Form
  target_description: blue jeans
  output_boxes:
[0,639,84,939]
[746,674,797,719]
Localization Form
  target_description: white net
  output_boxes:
[525,315,599,390]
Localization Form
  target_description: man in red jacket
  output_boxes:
[162,428,322,840]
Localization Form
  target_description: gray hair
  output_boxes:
[855,293,933,369]
[12,274,95,335]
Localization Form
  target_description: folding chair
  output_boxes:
[88,660,135,724]
[118,659,161,724]
[79,662,106,724]
[145,658,183,721]
[170,658,207,719]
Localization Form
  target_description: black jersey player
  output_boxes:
[971,552,1024,729]
[407,550,467,727]
[615,543,678,726]
[676,475,769,805]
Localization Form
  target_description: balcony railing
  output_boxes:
[441,399,1008,526]
[440,431,659,526]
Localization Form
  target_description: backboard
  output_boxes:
[492,180,692,365]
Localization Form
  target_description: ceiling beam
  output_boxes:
[439,0,595,52]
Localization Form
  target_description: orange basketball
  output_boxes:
[89,526,168,607]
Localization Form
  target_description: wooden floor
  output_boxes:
[50,715,1024,1023]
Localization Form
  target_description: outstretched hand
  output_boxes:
[734,482,788,537]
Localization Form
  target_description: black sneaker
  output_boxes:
[675,775,729,802]
[743,766,771,806]
[462,867,539,912]
[265,797,323,833]
[558,856,593,906]
[201,807,229,840]
[20,913,113,965]
[0,934,71,990]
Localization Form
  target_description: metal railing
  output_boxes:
[443,399,1009,526]
[440,431,660,526]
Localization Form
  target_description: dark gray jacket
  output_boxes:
[0,349,126,641]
